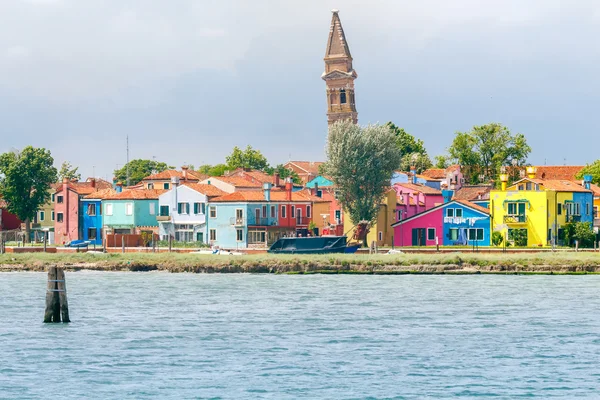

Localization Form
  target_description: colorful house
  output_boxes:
[283,161,324,185]
[451,184,493,209]
[102,189,165,236]
[0,199,21,231]
[82,188,116,245]
[306,175,335,189]
[141,167,207,190]
[391,200,491,247]
[207,184,318,249]
[343,189,397,247]
[490,174,594,247]
[157,183,226,243]
[393,183,444,222]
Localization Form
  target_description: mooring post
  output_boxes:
[44,266,69,323]
[575,240,579,252]
[43,232,47,253]
[169,235,172,253]
[122,235,125,254]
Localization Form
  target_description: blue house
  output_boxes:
[442,200,491,246]
[306,175,334,188]
[82,188,115,245]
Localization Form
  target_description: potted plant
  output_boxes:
[308,221,319,236]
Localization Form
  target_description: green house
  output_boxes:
[102,190,164,235]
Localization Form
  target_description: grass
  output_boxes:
[1,251,600,274]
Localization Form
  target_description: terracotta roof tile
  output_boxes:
[395,183,443,195]
[211,190,317,203]
[534,166,584,181]
[142,169,205,181]
[510,178,592,193]
[55,179,113,195]
[589,183,600,197]
[182,183,227,197]
[454,200,490,215]
[84,188,117,199]
[420,168,446,179]
[285,161,324,175]
[206,176,263,188]
[104,189,166,200]
[452,185,493,201]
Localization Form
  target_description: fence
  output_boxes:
[105,233,159,248]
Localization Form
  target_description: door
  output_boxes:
[196,232,203,243]
[412,228,426,246]
[296,208,302,225]
[255,209,261,225]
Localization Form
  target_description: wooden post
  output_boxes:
[43,232,47,253]
[169,235,172,253]
[575,240,579,252]
[122,235,125,254]
[44,266,69,323]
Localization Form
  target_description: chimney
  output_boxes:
[442,190,454,203]
[181,165,188,181]
[116,182,123,193]
[584,174,592,190]
[410,166,417,184]
[312,182,321,197]
[526,166,536,179]
[263,182,272,201]
[90,178,96,189]
[285,177,293,201]
[273,172,280,187]
[500,174,508,191]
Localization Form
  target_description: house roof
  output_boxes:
[452,185,493,201]
[391,200,489,227]
[182,183,227,197]
[103,189,166,200]
[589,183,600,197]
[55,179,113,195]
[84,188,117,200]
[508,178,592,193]
[534,166,584,180]
[225,169,274,185]
[420,168,446,180]
[142,169,206,182]
[285,161,324,175]
[395,183,443,195]
[210,190,320,203]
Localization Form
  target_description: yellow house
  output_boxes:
[591,183,600,230]
[343,189,397,247]
[490,172,594,247]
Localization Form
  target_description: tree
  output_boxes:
[113,159,171,186]
[265,164,301,184]
[434,155,449,169]
[447,123,531,184]
[576,159,600,185]
[198,164,228,177]
[225,145,269,171]
[323,121,402,245]
[386,122,432,173]
[564,222,596,248]
[0,146,57,242]
[58,161,81,181]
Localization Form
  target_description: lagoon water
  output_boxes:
[1,272,600,399]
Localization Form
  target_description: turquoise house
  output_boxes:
[306,175,334,189]
[102,189,163,234]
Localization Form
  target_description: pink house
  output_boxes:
[393,183,443,222]
[393,206,443,247]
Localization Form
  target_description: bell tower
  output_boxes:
[322,9,358,126]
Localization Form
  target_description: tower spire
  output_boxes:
[322,9,358,126]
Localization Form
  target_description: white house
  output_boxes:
[157,182,226,243]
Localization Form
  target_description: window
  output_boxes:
[307,205,312,218]
[106,204,113,216]
[558,228,565,240]
[39,211,45,221]
[51,211,55,221]
[378,231,383,241]
[248,230,266,244]
[163,183,170,190]
[87,203,96,216]
[427,228,436,241]
[476,229,483,241]
[507,202,525,215]
[201,203,206,214]
[236,229,243,242]
[57,213,64,223]
[548,229,552,241]
[449,228,458,241]
[291,205,295,217]
[281,205,286,218]
[236,209,244,221]
[526,182,532,190]
[335,210,341,223]
[455,208,463,218]
[595,206,599,218]
[557,204,562,215]
[468,229,476,241]
[149,203,156,215]
[147,183,154,189]
[125,203,133,216]
[340,88,347,104]
[262,205,267,218]
[317,190,323,198]
[57,195,63,204]
[518,184,524,191]
[446,208,454,217]
[88,228,97,240]
[177,203,190,214]
[51,194,55,202]
[270,205,276,218]
[209,206,217,218]
[159,205,169,217]
[193,203,203,214]
[586,203,590,216]
[209,229,217,241]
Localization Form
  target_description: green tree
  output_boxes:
[0,147,57,241]
[323,121,402,245]
[434,155,449,169]
[198,163,228,177]
[576,159,600,185]
[386,122,432,173]
[265,164,301,184]
[564,222,596,248]
[225,145,269,171]
[58,161,81,181]
[113,159,171,186]
[447,123,531,184]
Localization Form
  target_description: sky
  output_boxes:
[1,0,600,180]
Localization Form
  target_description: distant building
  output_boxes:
[140,167,207,191]
[284,161,324,185]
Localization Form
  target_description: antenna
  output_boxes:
[126,135,130,187]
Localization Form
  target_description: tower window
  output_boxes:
[340,89,347,104]
[329,93,335,105]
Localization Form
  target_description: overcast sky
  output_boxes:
[2,0,600,180]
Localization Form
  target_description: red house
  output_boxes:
[0,199,22,231]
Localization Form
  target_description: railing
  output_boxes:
[504,215,526,223]
[248,216,278,226]
[566,215,582,223]
[230,217,245,226]
[156,215,171,222]
[295,217,311,226]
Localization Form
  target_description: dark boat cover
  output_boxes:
[268,236,347,254]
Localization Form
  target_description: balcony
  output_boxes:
[566,215,582,223]
[248,216,278,226]
[595,218,600,227]
[230,217,245,226]
[156,215,171,222]
[295,217,311,226]
[504,215,527,224]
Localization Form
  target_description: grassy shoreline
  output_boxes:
[1,252,600,274]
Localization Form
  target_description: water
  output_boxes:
[1,273,600,399]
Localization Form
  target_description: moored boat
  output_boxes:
[268,236,357,254]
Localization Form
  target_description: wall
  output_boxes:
[0,207,21,231]
[208,202,247,249]
[134,200,159,227]
[54,189,80,244]
[81,199,102,245]
[103,200,135,229]
[345,190,396,247]
[490,190,548,247]
[442,203,491,247]
[393,208,443,247]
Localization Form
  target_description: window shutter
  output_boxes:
[202,203,206,214]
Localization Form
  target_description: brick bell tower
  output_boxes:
[322,9,358,125]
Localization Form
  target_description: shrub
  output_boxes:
[492,231,504,246]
